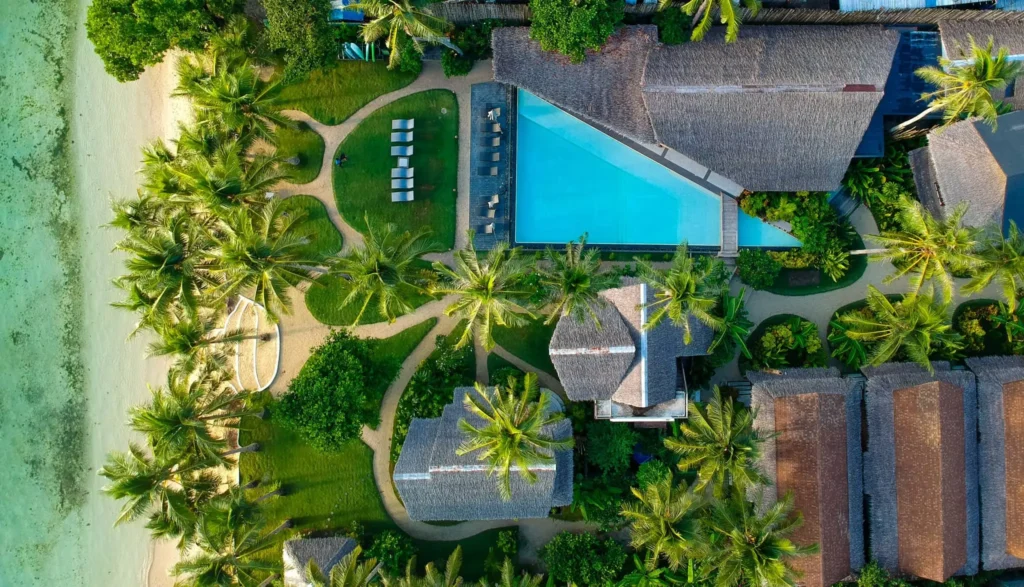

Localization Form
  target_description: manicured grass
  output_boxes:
[304,259,436,326]
[278,61,418,125]
[332,90,459,249]
[276,122,325,184]
[278,195,343,259]
[761,234,868,296]
[492,316,557,375]
[376,317,438,363]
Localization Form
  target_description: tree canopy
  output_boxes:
[528,0,624,64]
[263,0,338,80]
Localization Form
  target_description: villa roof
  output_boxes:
[964,356,1024,570]
[283,536,357,587]
[861,363,979,581]
[393,387,573,521]
[493,25,900,192]
[748,368,865,587]
[938,21,1024,59]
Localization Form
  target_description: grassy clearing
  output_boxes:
[332,90,459,249]
[278,61,418,125]
[276,122,325,184]
[304,259,436,326]
[279,195,343,259]
[492,316,557,375]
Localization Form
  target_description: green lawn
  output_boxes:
[276,122,325,184]
[492,316,557,375]
[278,195,343,259]
[304,259,436,326]
[332,90,459,249]
[278,61,419,125]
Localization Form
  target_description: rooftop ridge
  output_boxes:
[550,345,635,356]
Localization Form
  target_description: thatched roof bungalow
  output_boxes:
[748,368,865,587]
[283,536,357,587]
[861,363,979,582]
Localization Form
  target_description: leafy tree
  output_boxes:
[540,531,627,586]
[263,0,337,80]
[736,249,781,290]
[368,530,417,577]
[704,495,817,587]
[963,221,1024,311]
[657,0,759,44]
[432,233,533,351]
[867,200,978,303]
[586,420,638,478]
[456,374,574,500]
[665,387,767,497]
[639,244,727,344]
[330,218,439,325]
[529,0,624,64]
[353,0,452,70]
[893,36,1022,135]
[277,330,399,450]
[652,8,690,46]
[621,474,705,571]
[709,290,753,359]
[540,234,615,326]
[307,545,379,587]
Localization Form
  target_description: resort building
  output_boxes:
[547,280,706,422]
[911,110,1024,230]
[282,536,358,587]
[747,368,865,587]
[965,357,1024,570]
[861,363,979,582]
[393,387,573,521]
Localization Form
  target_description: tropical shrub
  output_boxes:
[953,300,1024,357]
[367,530,416,576]
[277,330,399,451]
[540,531,627,586]
[635,459,671,489]
[586,421,638,478]
[569,476,627,531]
[529,0,624,63]
[263,0,337,80]
[441,50,475,77]
[443,19,505,76]
[845,139,921,232]
[746,316,826,371]
[393,32,424,75]
[737,250,781,290]
[652,8,689,45]
[767,250,817,270]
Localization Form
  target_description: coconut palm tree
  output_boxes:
[664,387,767,497]
[199,487,264,548]
[866,200,978,303]
[478,558,544,587]
[658,0,760,44]
[110,191,166,233]
[431,233,533,351]
[834,285,962,372]
[539,234,613,326]
[330,217,440,325]
[147,316,252,375]
[307,545,379,587]
[210,201,320,322]
[963,221,1024,311]
[638,244,727,345]
[616,554,687,587]
[703,495,817,587]
[352,0,452,70]
[175,142,290,218]
[621,473,706,571]
[707,289,753,359]
[456,374,574,501]
[172,518,280,587]
[893,36,1022,135]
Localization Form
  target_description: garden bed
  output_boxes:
[738,313,826,374]
[953,298,1015,357]
[761,234,869,296]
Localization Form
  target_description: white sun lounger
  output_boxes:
[392,178,414,190]
[489,152,501,162]
[488,194,500,207]
[391,131,413,143]
[483,223,495,234]
[392,168,414,179]
[392,191,414,202]
[391,146,413,157]
[397,157,410,168]
[486,208,496,219]
[392,119,414,131]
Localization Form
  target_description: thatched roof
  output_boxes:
[939,21,1024,59]
[283,536,357,587]
[748,368,864,587]
[393,387,573,521]
[965,356,1024,570]
[861,363,979,581]
[493,25,900,192]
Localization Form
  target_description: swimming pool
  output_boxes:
[514,90,800,248]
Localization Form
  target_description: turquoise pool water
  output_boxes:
[514,90,800,248]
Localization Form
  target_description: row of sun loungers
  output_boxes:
[391,119,416,203]
[477,107,503,236]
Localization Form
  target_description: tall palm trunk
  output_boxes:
[221,442,260,456]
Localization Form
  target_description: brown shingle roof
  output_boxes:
[775,393,851,587]
[893,381,967,582]
[1005,380,1024,559]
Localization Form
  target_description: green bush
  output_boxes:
[586,421,637,477]
[394,33,423,75]
[768,250,817,270]
[529,0,624,63]
[367,530,416,576]
[452,20,505,60]
[569,476,627,532]
[635,459,670,489]
[737,250,782,290]
[264,0,337,80]
[540,531,627,586]
[441,50,475,77]
[652,8,689,45]
[277,330,398,451]
[746,315,827,371]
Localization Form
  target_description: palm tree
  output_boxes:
[893,36,1022,135]
[147,316,252,375]
[307,545,379,587]
[173,518,280,586]
[664,387,767,497]
[707,289,753,359]
[616,554,687,587]
[621,473,706,571]
[704,495,817,587]
[478,558,544,587]
[175,142,290,218]
[431,233,533,352]
[866,200,978,303]
[638,244,727,345]
[658,0,760,44]
[456,374,574,501]
[539,234,613,326]
[330,218,439,325]
[963,221,1024,311]
[352,0,452,70]
[210,201,320,322]
[382,548,463,587]
[833,285,962,372]
[199,487,264,548]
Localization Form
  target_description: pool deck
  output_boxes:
[469,82,513,250]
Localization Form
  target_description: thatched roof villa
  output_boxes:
[861,363,979,582]
[393,387,573,521]
[747,368,865,587]
[282,536,358,587]
[548,280,710,421]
